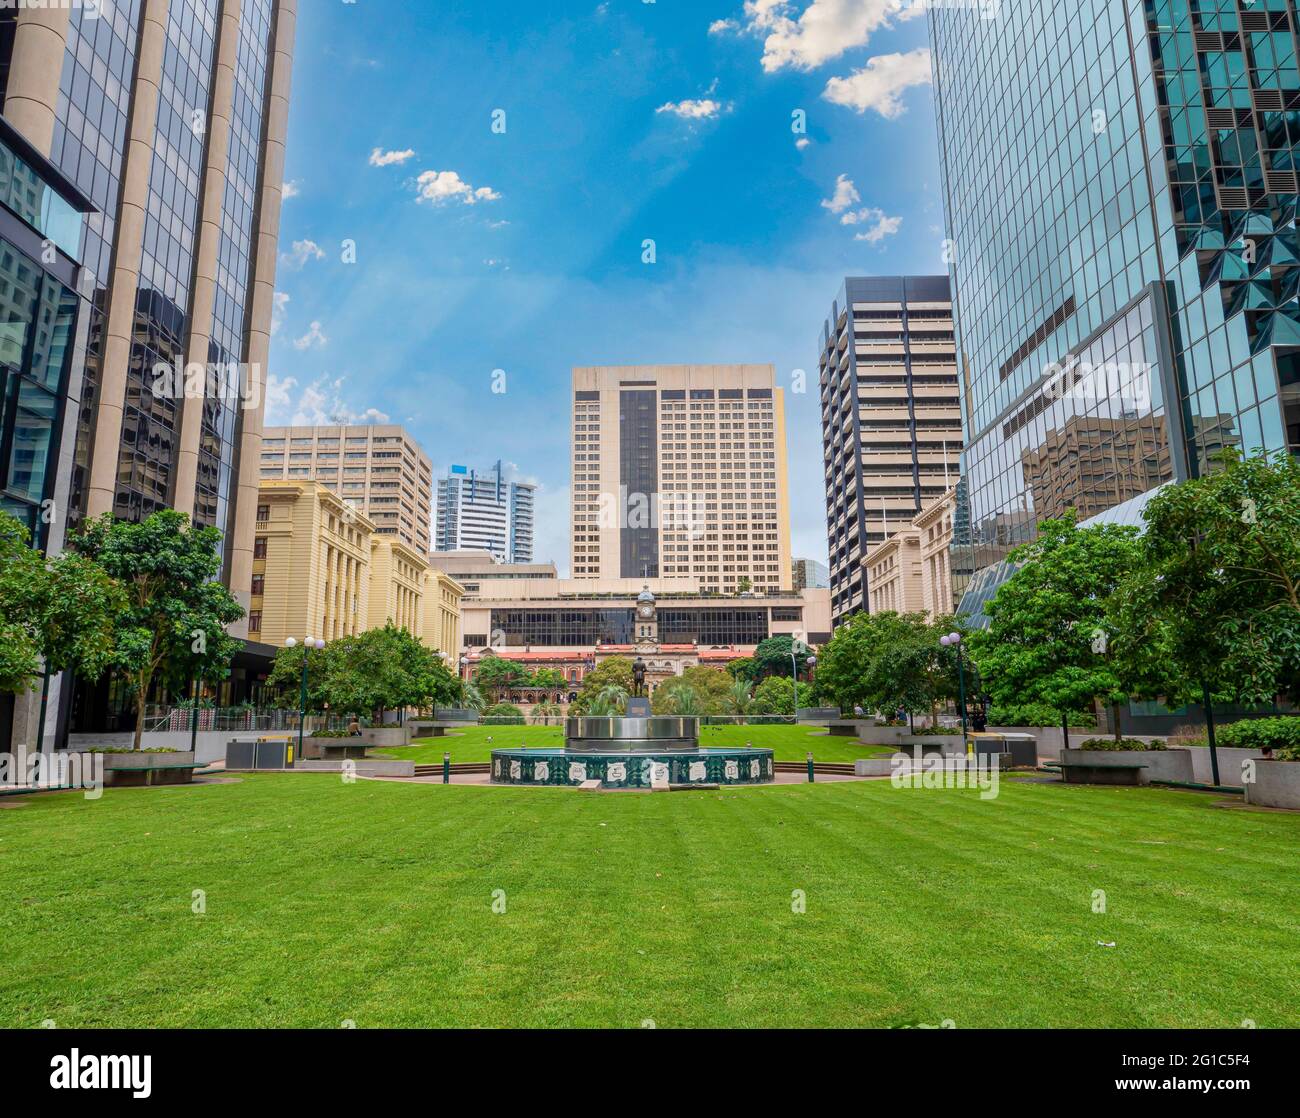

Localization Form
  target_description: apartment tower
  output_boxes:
[570,364,792,593]
[434,460,536,563]
[819,276,963,625]
[260,424,433,553]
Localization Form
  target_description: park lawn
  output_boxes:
[0,775,1295,1029]
[376,723,897,763]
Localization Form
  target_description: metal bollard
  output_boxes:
[442,751,451,785]
[807,751,815,783]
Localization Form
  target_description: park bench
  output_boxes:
[1057,760,1149,786]
[106,762,207,787]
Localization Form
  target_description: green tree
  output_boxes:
[325,625,452,721]
[1126,449,1300,709]
[650,666,733,714]
[530,667,566,691]
[0,512,124,696]
[967,517,1151,746]
[750,675,812,715]
[266,642,335,711]
[724,678,753,716]
[474,655,530,702]
[654,682,702,715]
[814,610,918,715]
[75,510,243,749]
[725,657,757,683]
[753,634,811,679]
[459,680,486,711]
[572,657,634,713]
[735,576,753,595]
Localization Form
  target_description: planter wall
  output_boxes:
[296,759,416,778]
[361,726,412,748]
[1059,748,1194,784]
[989,727,1168,761]
[1244,761,1300,809]
[1187,746,1266,788]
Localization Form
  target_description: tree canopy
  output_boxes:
[75,510,243,748]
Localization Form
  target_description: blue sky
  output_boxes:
[269,0,946,572]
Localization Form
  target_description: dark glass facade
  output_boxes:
[115,0,219,525]
[489,606,781,648]
[619,388,659,578]
[929,0,1297,621]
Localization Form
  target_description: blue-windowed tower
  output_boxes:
[930,0,1300,620]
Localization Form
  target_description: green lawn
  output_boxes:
[377,723,897,763]
[0,775,1295,1028]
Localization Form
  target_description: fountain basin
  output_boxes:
[490,747,775,788]
[564,715,700,752]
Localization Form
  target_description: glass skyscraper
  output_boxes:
[930,0,1299,618]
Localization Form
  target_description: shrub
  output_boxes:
[988,703,1096,728]
[1214,716,1300,756]
[1078,738,1166,751]
[86,747,179,754]
[482,703,525,724]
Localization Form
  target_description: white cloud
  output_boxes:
[414,170,501,205]
[282,239,325,269]
[820,173,861,215]
[292,321,328,350]
[271,291,290,336]
[844,207,903,243]
[738,0,921,74]
[656,98,730,120]
[822,47,932,118]
[796,137,812,150]
[709,18,739,34]
[265,373,390,427]
[282,179,301,199]
[369,146,416,167]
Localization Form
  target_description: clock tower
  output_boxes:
[634,585,658,646]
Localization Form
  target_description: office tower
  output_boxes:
[930,1,1299,619]
[434,461,536,563]
[260,424,434,553]
[792,557,830,591]
[570,364,793,594]
[819,276,963,625]
[0,2,296,747]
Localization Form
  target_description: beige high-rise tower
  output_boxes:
[570,364,793,593]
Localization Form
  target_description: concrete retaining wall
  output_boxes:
[296,759,416,778]
[1187,746,1265,787]
[68,732,234,764]
[1244,761,1300,809]
[1060,748,1194,783]
[989,727,1169,761]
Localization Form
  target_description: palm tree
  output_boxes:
[460,681,486,712]
[667,685,702,716]
[531,700,563,724]
[591,684,628,716]
[725,679,753,717]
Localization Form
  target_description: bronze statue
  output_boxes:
[632,657,647,699]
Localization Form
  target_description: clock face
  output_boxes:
[638,603,654,619]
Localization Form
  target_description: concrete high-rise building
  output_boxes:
[0,2,297,747]
[930,1,1300,622]
[261,424,434,554]
[791,557,829,591]
[434,461,535,563]
[570,364,793,594]
[819,276,963,625]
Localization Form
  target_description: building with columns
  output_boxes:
[250,480,465,655]
[0,1,296,745]
[863,487,967,621]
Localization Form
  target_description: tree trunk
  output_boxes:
[133,686,146,752]
[1061,711,1070,754]
[1111,701,1124,744]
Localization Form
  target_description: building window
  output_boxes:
[251,575,264,596]
[257,505,270,521]
[254,537,267,559]
[248,612,262,634]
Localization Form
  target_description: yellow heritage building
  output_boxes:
[250,480,463,655]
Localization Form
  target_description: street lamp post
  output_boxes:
[285,636,325,763]
[940,632,968,743]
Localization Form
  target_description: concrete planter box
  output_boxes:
[1060,748,1193,784]
[1187,746,1266,788]
[855,753,1008,778]
[301,738,369,761]
[88,751,198,787]
[857,724,912,745]
[1244,761,1300,810]
[797,707,841,723]
[406,722,448,738]
[361,726,412,748]
[899,734,966,752]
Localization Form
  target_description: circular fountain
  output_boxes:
[491,658,775,790]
